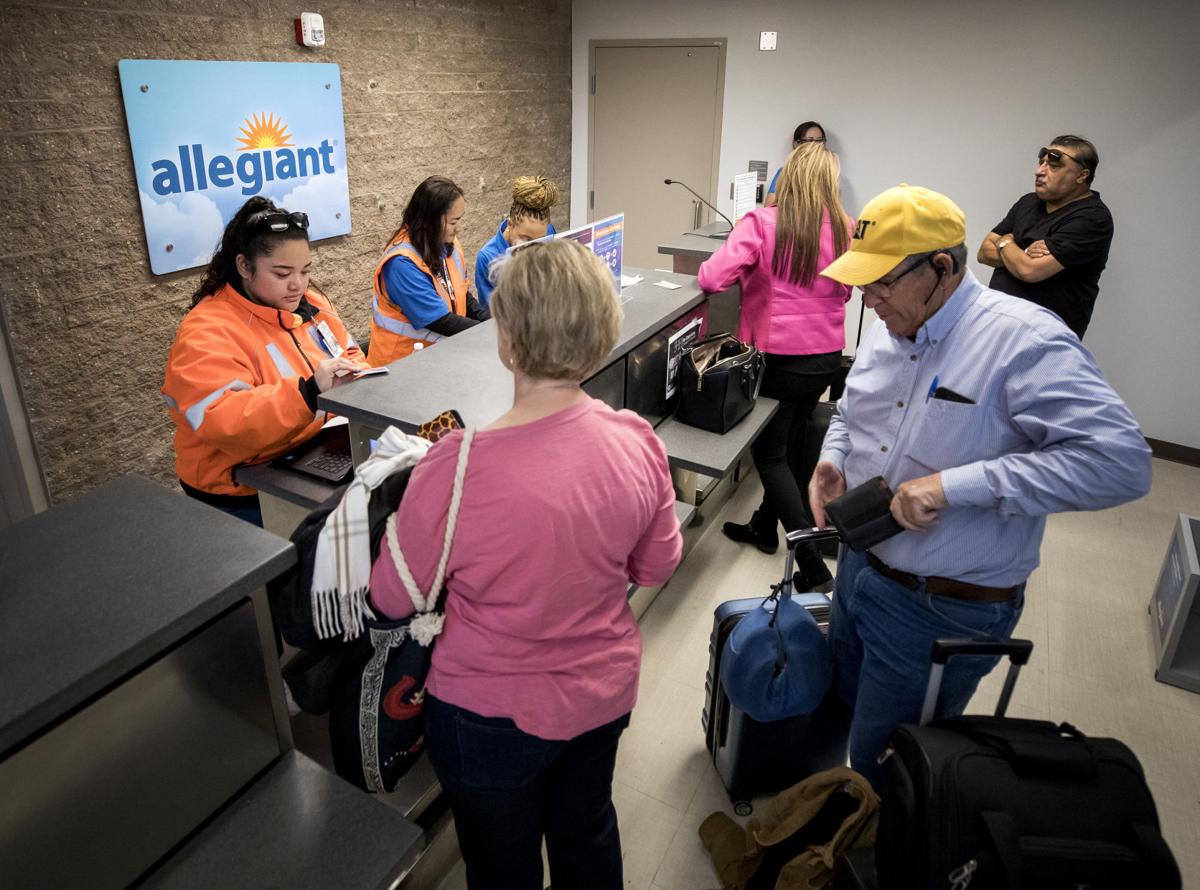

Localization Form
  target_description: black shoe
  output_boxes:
[722,516,778,554]
[793,560,834,594]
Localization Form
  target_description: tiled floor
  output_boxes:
[438,457,1200,889]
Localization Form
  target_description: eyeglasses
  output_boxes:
[248,210,310,232]
[794,136,827,144]
[1038,147,1089,171]
[861,253,934,298]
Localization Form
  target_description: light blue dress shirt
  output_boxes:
[820,269,1152,587]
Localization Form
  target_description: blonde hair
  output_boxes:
[773,143,850,286]
[490,239,622,381]
[509,175,559,223]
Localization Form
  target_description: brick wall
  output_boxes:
[0,0,572,501]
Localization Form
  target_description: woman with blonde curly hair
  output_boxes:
[698,142,854,592]
[473,175,559,306]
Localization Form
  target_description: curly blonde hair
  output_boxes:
[509,175,559,222]
[490,239,621,381]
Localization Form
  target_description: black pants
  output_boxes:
[425,695,630,890]
[749,352,841,553]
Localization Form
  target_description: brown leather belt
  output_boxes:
[866,552,1018,603]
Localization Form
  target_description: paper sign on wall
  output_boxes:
[118,60,352,275]
[733,172,758,223]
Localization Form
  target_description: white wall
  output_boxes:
[572,0,1200,448]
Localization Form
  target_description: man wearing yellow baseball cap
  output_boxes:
[809,183,1152,789]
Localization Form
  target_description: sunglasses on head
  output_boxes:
[1038,147,1088,171]
[249,210,310,232]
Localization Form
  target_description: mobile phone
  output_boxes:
[416,409,465,443]
[352,366,389,379]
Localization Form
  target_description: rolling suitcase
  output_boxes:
[872,639,1181,890]
[702,528,851,814]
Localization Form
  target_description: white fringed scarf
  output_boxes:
[311,426,431,641]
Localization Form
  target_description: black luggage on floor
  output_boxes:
[873,639,1181,890]
[832,846,880,890]
[703,528,851,813]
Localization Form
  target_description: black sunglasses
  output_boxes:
[248,210,310,232]
[1038,147,1089,171]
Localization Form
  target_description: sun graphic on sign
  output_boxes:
[236,113,294,151]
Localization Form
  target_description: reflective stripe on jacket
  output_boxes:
[162,284,366,496]
[368,229,468,366]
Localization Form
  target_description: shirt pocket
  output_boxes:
[907,398,991,473]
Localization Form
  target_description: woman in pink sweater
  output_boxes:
[697,143,854,591]
[371,239,682,890]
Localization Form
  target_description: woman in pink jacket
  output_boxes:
[697,142,854,591]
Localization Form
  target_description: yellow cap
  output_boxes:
[821,184,966,286]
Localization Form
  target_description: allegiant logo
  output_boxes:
[149,113,335,197]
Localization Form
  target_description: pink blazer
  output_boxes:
[697,206,853,355]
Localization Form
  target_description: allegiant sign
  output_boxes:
[119,60,351,275]
[151,112,335,197]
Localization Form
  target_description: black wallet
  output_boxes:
[824,476,904,552]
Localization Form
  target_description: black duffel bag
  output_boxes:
[876,639,1180,890]
[675,333,764,434]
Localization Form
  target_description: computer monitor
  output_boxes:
[507,213,624,291]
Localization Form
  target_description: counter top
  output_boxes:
[236,460,341,511]
[0,474,296,753]
[655,398,779,477]
[140,750,423,890]
[319,266,705,432]
[657,221,731,260]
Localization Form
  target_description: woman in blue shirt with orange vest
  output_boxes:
[369,176,491,366]
[474,175,559,306]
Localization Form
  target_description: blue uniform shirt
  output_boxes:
[820,269,1151,587]
[474,219,556,306]
[380,245,461,329]
[767,167,782,197]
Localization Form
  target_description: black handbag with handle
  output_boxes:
[675,333,765,434]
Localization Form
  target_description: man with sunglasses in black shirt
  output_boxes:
[978,136,1113,339]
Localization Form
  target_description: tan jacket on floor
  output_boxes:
[699,766,879,889]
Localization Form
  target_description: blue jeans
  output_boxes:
[831,548,1024,789]
[424,695,630,890]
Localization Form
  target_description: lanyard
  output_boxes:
[439,254,458,315]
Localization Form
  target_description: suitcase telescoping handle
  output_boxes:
[920,638,1034,726]
[781,527,841,593]
[785,526,841,548]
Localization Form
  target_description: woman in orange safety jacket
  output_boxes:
[368,175,491,366]
[162,196,368,525]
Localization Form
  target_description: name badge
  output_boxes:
[316,320,344,358]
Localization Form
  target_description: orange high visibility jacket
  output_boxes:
[368,229,469,366]
[162,284,367,496]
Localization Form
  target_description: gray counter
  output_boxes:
[319,266,705,432]
[0,475,423,890]
[141,751,423,890]
[0,473,295,754]
[657,221,730,269]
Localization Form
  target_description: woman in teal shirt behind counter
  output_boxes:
[474,175,559,306]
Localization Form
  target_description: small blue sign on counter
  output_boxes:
[118,60,351,275]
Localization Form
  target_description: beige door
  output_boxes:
[589,41,725,269]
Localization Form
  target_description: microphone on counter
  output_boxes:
[664,178,735,234]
